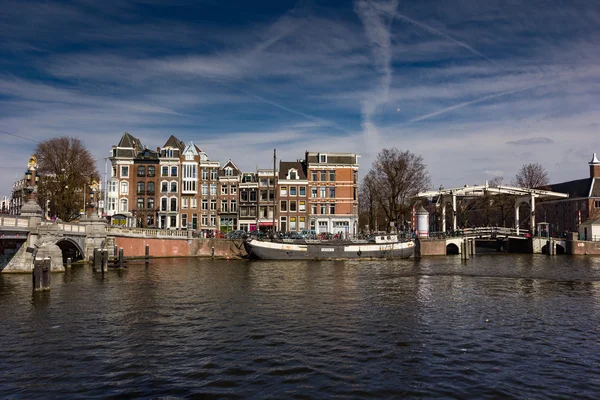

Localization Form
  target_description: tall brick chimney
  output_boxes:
[590,153,600,178]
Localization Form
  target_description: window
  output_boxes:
[290,170,297,179]
[192,214,198,229]
[210,215,216,226]
[137,166,145,177]
[120,181,128,194]
[299,187,306,196]
[121,166,129,178]
[186,153,193,161]
[170,182,177,193]
[353,171,357,184]
[329,170,336,181]
[250,191,257,202]
[595,200,600,208]
[182,214,188,227]
[221,185,228,195]
[147,182,155,194]
[191,198,197,209]
[210,184,217,195]
[329,187,335,198]
[260,178,268,187]
[108,198,116,211]
[201,215,208,226]
[112,167,116,178]
[312,204,317,214]
[241,191,248,201]
[182,198,188,209]
[311,171,317,181]
[221,200,228,212]
[201,184,208,195]
[280,186,287,196]
[147,198,154,210]
[202,199,208,210]
[290,186,297,196]
[170,198,177,212]
[320,171,326,181]
[137,198,144,209]
[311,187,317,198]
[260,190,268,201]
[280,216,287,232]
[231,185,237,195]
[290,217,297,231]
[299,217,306,229]
[108,181,117,193]
[171,166,178,177]
[290,201,296,212]
[137,182,145,195]
[170,215,177,228]
[241,207,248,217]
[210,200,216,210]
[330,204,335,214]
[225,167,233,176]
[211,169,218,180]
[299,201,306,211]
[320,204,326,214]
[280,201,287,211]
[231,200,237,212]
[202,169,209,180]
[161,198,167,211]
[161,182,168,193]
[319,154,327,163]
[120,198,128,212]
[148,166,155,177]
[320,187,326,198]
[161,166,169,177]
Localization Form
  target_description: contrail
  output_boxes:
[406,82,549,125]
[395,11,501,68]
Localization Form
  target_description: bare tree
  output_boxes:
[35,137,99,221]
[366,148,431,231]
[513,163,549,188]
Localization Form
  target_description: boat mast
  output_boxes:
[273,148,276,233]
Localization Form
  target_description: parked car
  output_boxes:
[300,229,317,239]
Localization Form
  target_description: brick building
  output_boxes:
[305,152,359,235]
[218,160,240,233]
[239,172,258,231]
[277,160,309,232]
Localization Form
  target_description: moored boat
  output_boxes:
[243,234,415,260]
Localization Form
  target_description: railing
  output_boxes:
[425,227,528,239]
[39,220,86,233]
[0,216,29,228]
[106,226,189,238]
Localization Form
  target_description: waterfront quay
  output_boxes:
[2,255,600,398]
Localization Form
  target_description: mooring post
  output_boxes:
[33,258,43,291]
[463,239,469,260]
[114,245,118,260]
[145,244,150,267]
[470,238,476,255]
[66,257,72,268]
[42,258,51,290]
[211,246,215,259]
[101,250,108,273]
[93,248,100,272]
[118,248,124,269]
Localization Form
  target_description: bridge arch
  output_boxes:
[56,238,84,264]
[446,243,460,255]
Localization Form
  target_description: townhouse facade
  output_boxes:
[104,133,360,234]
[305,152,359,236]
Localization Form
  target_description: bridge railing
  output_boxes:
[0,216,29,229]
[106,226,189,238]
[39,220,86,233]
[425,227,528,239]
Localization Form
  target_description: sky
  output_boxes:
[1,0,600,196]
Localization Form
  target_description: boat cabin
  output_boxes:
[373,234,399,243]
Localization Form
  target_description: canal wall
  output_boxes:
[416,239,447,256]
[112,236,246,259]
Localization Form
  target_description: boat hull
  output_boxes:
[244,239,415,260]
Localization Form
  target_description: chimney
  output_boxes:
[590,153,600,178]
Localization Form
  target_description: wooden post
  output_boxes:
[33,258,43,291]
[42,258,51,290]
[114,245,118,260]
[211,246,215,259]
[145,244,150,267]
[470,238,476,255]
[93,248,100,272]
[66,257,72,268]
[118,248,124,269]
[101,250,108,273]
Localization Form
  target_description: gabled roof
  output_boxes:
[219,159,240,176]
[279,161,307,179]
[118,132,142,149]
[163,135,185,151]
[136,147,159,160]
[182,141,200,157]
[546,178,593,198]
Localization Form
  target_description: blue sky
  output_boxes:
[1,0,600,195]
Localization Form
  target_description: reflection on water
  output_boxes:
[1,254,600,398]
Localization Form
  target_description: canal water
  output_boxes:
[2,255,600,399]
